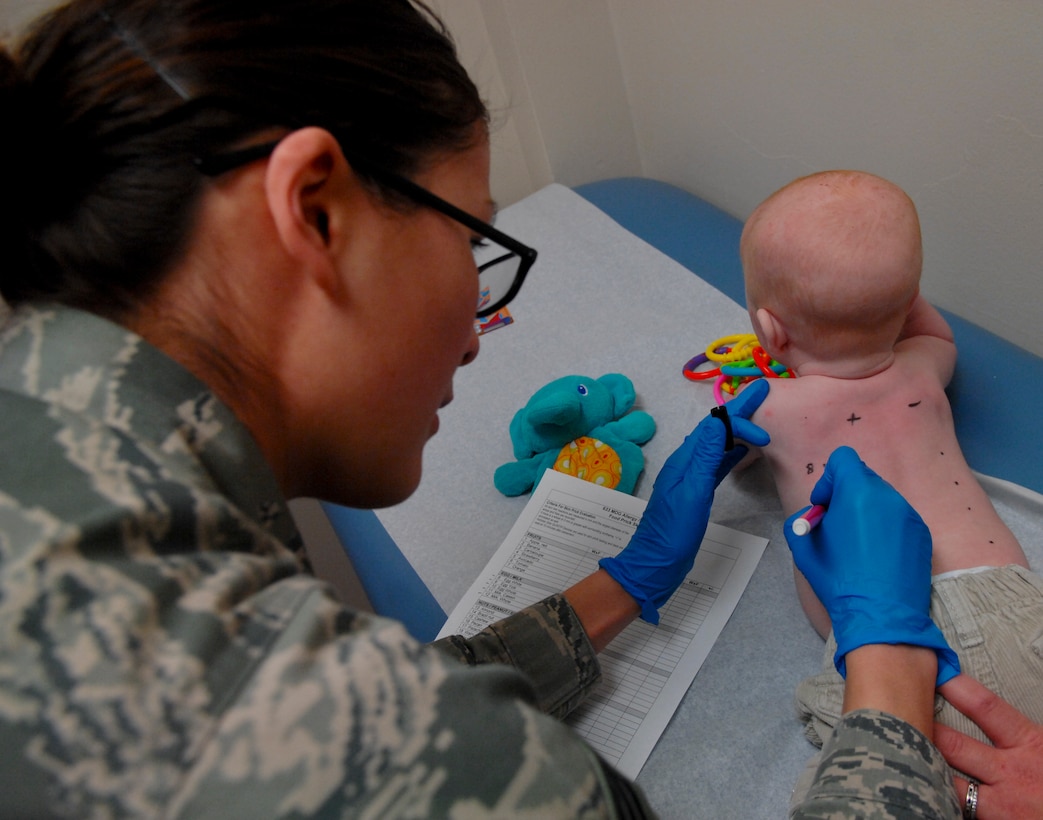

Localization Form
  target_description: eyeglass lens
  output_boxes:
[474,239,520,316]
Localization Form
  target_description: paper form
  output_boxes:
[438,470,768,778]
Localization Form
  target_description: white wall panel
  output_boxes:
[604,0,1043,355]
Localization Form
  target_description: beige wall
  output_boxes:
[0,0,50,35]
[430,0,641,207]
[607,0,1043,356]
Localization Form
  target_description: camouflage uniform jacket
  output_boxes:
[791,709,961,820]
[0,304,653,818]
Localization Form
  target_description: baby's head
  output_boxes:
[741,170,922,366]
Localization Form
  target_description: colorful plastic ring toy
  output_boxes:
[705,333,759,363]
[682,353,722,381]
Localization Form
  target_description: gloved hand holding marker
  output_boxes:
[784,446,960,684]
[600,380,771,624]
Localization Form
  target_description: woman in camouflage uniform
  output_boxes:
[0,1,752,815]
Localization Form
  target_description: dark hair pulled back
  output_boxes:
[0,0,486,314]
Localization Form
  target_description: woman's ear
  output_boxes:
[264,127,350,294]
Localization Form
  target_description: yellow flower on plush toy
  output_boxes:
[553,437,624,489]
[494,374,655,496]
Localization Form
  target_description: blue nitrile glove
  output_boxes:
[785,446,960,685]
[600,380,770,624]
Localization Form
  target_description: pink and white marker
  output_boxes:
[791,504,827,536]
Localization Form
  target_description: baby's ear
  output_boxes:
[755,307,789,354]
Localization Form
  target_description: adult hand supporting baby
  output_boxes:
[785,446,960,684]
[935,674,1043,820]
[600,379,770,624]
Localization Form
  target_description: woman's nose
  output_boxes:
[461,329,480,366]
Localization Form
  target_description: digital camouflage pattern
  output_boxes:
[791,709,961,820]
[0,304,652,818]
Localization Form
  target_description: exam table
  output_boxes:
[297,177,1043,819]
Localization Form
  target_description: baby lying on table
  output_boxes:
[736,170,1043,758]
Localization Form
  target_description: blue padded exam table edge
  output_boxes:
[321,176,1043,642]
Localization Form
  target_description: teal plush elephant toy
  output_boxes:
[494,374,656,496]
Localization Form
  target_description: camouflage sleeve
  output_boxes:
[172,580,652,819]
[433,593,601,719]
[790,709,961,820]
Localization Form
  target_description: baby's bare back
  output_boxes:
[754,356,1026,575]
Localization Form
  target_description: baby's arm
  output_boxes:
[795,569,832,638]
[895,293,957,385]
[897,293,954,345]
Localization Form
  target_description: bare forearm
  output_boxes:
[843,644,938,738]
[564,569,640,653]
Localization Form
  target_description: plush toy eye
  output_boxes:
[576,384,588,396]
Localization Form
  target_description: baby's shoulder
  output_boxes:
[893,335,957,382]
[748,376,837,426]
[757,363,948,415]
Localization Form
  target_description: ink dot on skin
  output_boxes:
[955,481,959,485]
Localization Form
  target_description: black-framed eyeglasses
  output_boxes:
[197,141,537,319]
